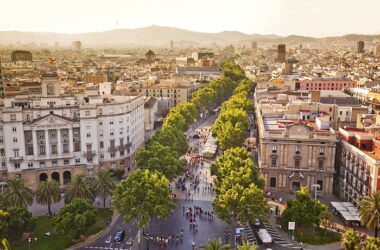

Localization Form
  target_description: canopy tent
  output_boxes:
[331,201,360,221]
[202,132,218,159]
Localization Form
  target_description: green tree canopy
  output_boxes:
[0,206,35,243]
[36,180,62,215]
[64,174,94,203]
[162,110,187,131]
[192,86,217,113]
[112,169,175,229]
[341,229,360,250]
[214,147,264,190]
[201,239,231,250]
[281,187,326,230]
[171,102,199,125]
[237,241,257,250]
[357,237,380,250]
[93,169,116,209]
[52,198,97,239]
[221,93,252,113]
[358,191,380,237]
[212,108,249,150]
[213,182,269,224]
[2,178,33,208]
[136,142,185,180]
[221,60,246,82]
[150,126,188,155]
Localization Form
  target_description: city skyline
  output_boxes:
[1,0,380,37]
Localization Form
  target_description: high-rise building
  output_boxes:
[11,50,33,62]
[72,41,82,51]
[251,41,257,53]
[375,42,380,57]
[170,40,174,49]
[0,60,4,97]
[277,44,286,62]
[357,41,365,54]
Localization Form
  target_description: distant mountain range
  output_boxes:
[0,26,380,47]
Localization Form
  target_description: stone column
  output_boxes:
[32,129,38,158]
[45,130,50,156]
[68,128,73,153]
[57,129,62,156]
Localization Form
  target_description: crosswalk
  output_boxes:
[263,223,301,249]
[242,222,258,245]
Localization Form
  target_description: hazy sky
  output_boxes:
[1,0,380,37]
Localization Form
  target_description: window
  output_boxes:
[39,145,45,155]
[52,160,57,166]
[40,161,45,167]
[295,145,301,154]
[99,121,103,126]
[1,162,5,167]
[75,158,81,163]
[0,137,3,144]
[14,164,20,169]
[110,120,114,125]
[270,177,277,188]
[28,162,33,168]
[13,138,18,143]
[99,108,103,115]
[319,147,324,155]
[111,153,116,158]
[87,133,91,138]
[12,127,17,132]
[271,157,277,167]
[318,159,324,170]
[272,145,277,153]
[119,118,123,124]
[64,159,69,165]
[316,180,323,190]
[100,154,104,159]
[100,130,103,137]
[111,162,116,169]
[10,114,16,121]
[110,130,114,136]
[119,128,123,135]
[100,141,104,148]
[27,145,33,155]
[0,149,4,156]
[13,150,19,157]
[63,144,69,153]
[295,158,300,168]
[51,145,57,154]
[85,111,90,116]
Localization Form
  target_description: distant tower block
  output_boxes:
[251,41,257,53]
[357,41,365,54]
[277,44,286,62]
[170,40,174,49]
[72,41,82,51]
[375,42,380,57]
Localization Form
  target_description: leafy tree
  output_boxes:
[162,110,187,131]
[1,238,10,250]
[221,93,252,113]
[52,198,97,239]
[213,108,249,150]
[172,102,199,125]
[64,174,94,203]
[214,147,264,190]
[281,187,325,230]
[214,183,269,224]
[209,77,236,104]
[237,241,257,250]
[319,207,334,235]
[358,237,380,250]
[0,207,35,243]
[151,127,188,155]
[233,79,254,95]
[201,239,231,250]
[2,178,33,208]
[112,169,175,229]
[221,60,246,82]
[192,87,217,113]
[358,191,380,237]
[341,229,360,250]
[93,169,116,209]
[36,180,62,215]
[136,142,185,180]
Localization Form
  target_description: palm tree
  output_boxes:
[93,169,116,208]
[2,178,33,207]
[201,239,231,250]
[358,191,380,237]
[237,242,257,250]
[36,180,61,215]
[1,238,10,250]
[341,229,360,250]
[64,174,93,203]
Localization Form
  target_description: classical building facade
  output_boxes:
[0,78,145,191]
[256,106,337,196]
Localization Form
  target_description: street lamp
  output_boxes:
[312,184,321,208]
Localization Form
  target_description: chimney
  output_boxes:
[310,91,321,102]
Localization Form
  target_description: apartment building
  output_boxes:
[337,127,380,205]
[0,74,145,191]
[299,78,357,91]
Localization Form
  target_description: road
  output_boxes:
[77,113,232,250]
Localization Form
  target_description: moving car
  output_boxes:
[114,229,125,242]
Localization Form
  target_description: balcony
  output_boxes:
[9,156,24,162]
[83,150,96,157]
[118,142,132,150]
[108,146,118,153]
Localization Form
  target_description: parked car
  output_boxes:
[114,229,125,242]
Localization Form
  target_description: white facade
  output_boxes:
[0,94,145,190]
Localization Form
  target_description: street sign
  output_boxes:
[288,222,295,230]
